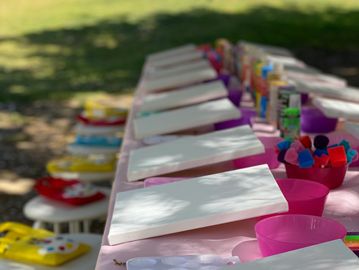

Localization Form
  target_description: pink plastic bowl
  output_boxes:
[285,164,347,189]
[255,214,347,257]
[233,137,282,169]
[276,179,329,216]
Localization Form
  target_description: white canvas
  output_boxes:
[295,80,358,102]
[109,165,288,245]
[139,80,227,113]
[147,50,203,69]
[313,97,359,120]
[146,59,212,79]
[128,125,264,181]
[133,98,240,139]
[220,240,359,270]
[147,44,196,62]
[142,67,217,92]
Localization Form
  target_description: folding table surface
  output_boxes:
[95,77,359,270]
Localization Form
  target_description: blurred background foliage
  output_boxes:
[0,0,359,103]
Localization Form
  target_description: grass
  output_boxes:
[1,0,359,103]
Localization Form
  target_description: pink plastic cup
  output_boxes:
[276,178,329,216]
[233,137,282,169]
[255,214,347,257]
[285,164,347,189]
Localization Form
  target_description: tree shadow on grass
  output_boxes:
[0,5,359,103]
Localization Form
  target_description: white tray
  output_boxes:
[139,80,227,113]
[109,164,288,245]
[128,125,264,181]
[142,67,217,92]
[222,240,359,270]
[134,98,240,139]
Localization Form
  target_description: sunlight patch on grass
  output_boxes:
[2,0,359,37]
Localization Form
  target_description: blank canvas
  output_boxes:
[139,80,227,113]
[221,240,359,270]
[148,50,203,69]
[128,125,264,181]
[109,164,288,245]
[146,59,212,79]
[313,97,359,120]
[134,98,240,139]
[147,44,196,62]
[142,67,217,92]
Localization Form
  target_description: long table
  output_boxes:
[95,69,359,270]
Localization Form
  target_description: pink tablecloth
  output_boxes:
[95,77,359,269]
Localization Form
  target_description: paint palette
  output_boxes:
[126,255,240,270]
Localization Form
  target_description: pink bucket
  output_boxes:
[285,164,347,189]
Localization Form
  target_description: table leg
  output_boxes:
[53,223,61,234]
[83,220,91,233]
[69,222,75,233]
[73,221,80,233]
[33,220,44,229]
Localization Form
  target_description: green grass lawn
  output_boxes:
[1,0,359,103]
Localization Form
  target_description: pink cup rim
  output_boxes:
[255,214,347,245]
[276,178,330,202]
